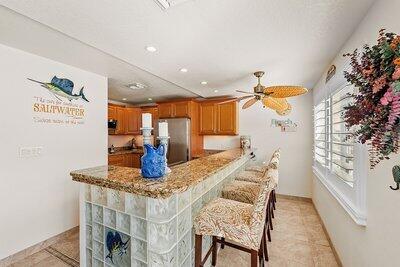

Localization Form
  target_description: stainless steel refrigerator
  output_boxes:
[155,118,191,166]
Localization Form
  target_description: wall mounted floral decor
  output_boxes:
[343,29,400,168]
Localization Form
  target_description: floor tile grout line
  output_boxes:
[44,246,79,267]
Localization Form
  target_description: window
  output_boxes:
[313,81,367,226]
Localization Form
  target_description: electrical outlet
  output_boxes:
[19,147,43,158]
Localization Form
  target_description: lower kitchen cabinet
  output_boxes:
[108,153,142,168]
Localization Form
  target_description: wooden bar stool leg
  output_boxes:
[269,205,273,230]
[263,228,269,262]
[195,234,203,267]
[221,237,225,249]
[267,224,271,242]
[251,249,258,267]
[212,236,218,266]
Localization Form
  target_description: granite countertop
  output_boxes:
[71,148,250,199]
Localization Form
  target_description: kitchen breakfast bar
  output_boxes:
[70,148,253,267]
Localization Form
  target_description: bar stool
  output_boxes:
[246,148,281,173]
[222,168,278,242]
[194,184,271,267]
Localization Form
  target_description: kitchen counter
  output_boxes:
[108,148,144,155]
[72,148,251,199]
[72,148,253,266]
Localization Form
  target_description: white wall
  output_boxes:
[205,93,313,197]
[312,0,400,266]
[0,44,107,259]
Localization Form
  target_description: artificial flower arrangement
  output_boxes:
[343,29,400,168]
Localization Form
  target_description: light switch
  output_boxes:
[19,147,43,158]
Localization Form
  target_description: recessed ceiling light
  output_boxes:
[127,83,147,90]
[214,89,219,93]
[201,81,208,85]
[122,98,127,101]
[146,46,157,52]
[148,98,153,101]
[180,68,188,73]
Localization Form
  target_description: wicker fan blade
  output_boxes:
[218,95,253,105]
[276,103,292,116]
[262,97,289,111]
[236,90,258,95]
[242,97,258,109]
[264,86,308,98]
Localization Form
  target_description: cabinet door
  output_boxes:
[132,154,141,168]
[158,103,173,118]
[125,108,141,135]
[217,101,238,135]
[108,154,125,167]
[174,101,190,117]
[199,102,216,134]
[108,105,117,120]
[115,107,126,134]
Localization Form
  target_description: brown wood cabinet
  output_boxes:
[199,100,238,135]
[158,101,192,118]
[115,107,126,135]
[108,105,116,120]
[108,153,142,168]
[125,108,142,135]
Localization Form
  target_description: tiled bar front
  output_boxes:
[81,155,249,267]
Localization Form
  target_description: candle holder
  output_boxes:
[140,127,153,145]
[157,136,171,174]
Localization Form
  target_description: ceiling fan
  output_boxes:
[220,71,307,115]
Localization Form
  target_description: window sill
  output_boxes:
[312,166,367,226]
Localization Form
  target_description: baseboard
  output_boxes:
[311,202,343,267]
[276,193,312,203]
[0,226,79,266]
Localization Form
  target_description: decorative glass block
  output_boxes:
[147,195,177,221]
[85,185,92,201]
[131,258,147,267]
[202,191,212,206]
[191,198,202,221]
[93,240,104,260]
[126,194,146,218]
[93,205,103,224]
[86,248,93,267]
[117,212,130,234]
[181,251,191,267]
[191,182,204,202]
[177,190,190,212]
[93,223,104,242]
[148,246,177,267]
[131,216,147,241]
[86,225,92,249]
[86,202,92,225]
[93,258,104,267]
[108,189,125,211]
[178,207,191,239]
[178,230,191,265]
[104,208,116,228]
[92,186,107,205]
[202,236,211,258]
[148,218,177,253]
[131,237,147,262]
[104,227,131,267]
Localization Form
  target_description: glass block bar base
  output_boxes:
[80,155,250,267]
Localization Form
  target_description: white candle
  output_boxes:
[142,113,152,128]
[159,122,169,137]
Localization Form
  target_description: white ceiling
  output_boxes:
[0,0,375,104]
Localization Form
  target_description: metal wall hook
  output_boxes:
[390,182,400,190]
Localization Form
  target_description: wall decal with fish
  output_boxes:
[28,76,89,102]
[28,75,89,126]
[104,228,131,266]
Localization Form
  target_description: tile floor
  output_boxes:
[8,197,338,267]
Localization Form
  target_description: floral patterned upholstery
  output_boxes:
[222,180,261,204]
[236,165,279,189]
[194,184,271,250]
[244,148,281,173]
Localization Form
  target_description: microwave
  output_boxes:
[108,119,117,134]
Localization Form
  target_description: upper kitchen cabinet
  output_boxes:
[115,106,126,135]
[108,105,117,120]
[125,107,142,135]
[199,100,238,135]
[158,100,193,118]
